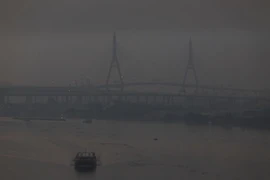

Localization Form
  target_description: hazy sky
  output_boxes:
[0,0,269,89]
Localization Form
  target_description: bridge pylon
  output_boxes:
[105,32,124,92]
[182,37,199,93]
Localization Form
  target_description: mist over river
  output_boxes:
[0,118,270,180]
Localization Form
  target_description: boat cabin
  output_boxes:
[75,152,96,160]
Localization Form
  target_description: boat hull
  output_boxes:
[74,161,97,172]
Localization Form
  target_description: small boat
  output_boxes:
[73,152,97,171]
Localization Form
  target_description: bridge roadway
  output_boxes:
[0,86,269,102]
[98,82,270,94]
[1,83,269,95]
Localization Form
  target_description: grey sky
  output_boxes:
[0,0,269,89]
[1,0,269,32]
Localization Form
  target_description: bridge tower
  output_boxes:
[106,32,124,92]
[182,37,199,93]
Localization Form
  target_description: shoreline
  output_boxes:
[1,111,270,132]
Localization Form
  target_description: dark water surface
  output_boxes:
[0,118,270,180]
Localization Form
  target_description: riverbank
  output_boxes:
[0,102,269,131]
[12,116,66,121]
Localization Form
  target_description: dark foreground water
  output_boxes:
[0,118,270,180]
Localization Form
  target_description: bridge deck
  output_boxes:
[0,86,269,102]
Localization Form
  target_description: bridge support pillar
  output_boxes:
[186,96,194,108]
[117,95,123,102]
[33,96,37,104]
[25,96,32,104]
[54,96,59,104]
[124,96,128,102]
[136,96,140,103]
[171,96,175,105]
[232,98,236,105]
[76,96,83,104]
[65,96,70,104]
[95,96,98,103]
[0,95,4,104]
[101,96,106,104]
[145,96,149,104]
[167,96,171,105]
[208,98,212,108]
[106,95,112,105]
[87,96,91,103]
[48,96,57,104]
[152,96,156,104]
[0,89,7,105]
[162,96,166,105]
[191,97,194,107]
[5,96,10,104]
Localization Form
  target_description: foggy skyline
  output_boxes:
[1,0,270,33]
[0,0,269,89]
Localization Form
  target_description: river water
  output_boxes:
[0,118,270,180]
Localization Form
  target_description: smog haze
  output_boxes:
[0,0,269,89]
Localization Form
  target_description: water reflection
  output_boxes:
[74,169,97,180]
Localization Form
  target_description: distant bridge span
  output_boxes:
[97,82,270,94]
[0,83,269,99]
[0,85,270,106]
[0,83,269,95]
